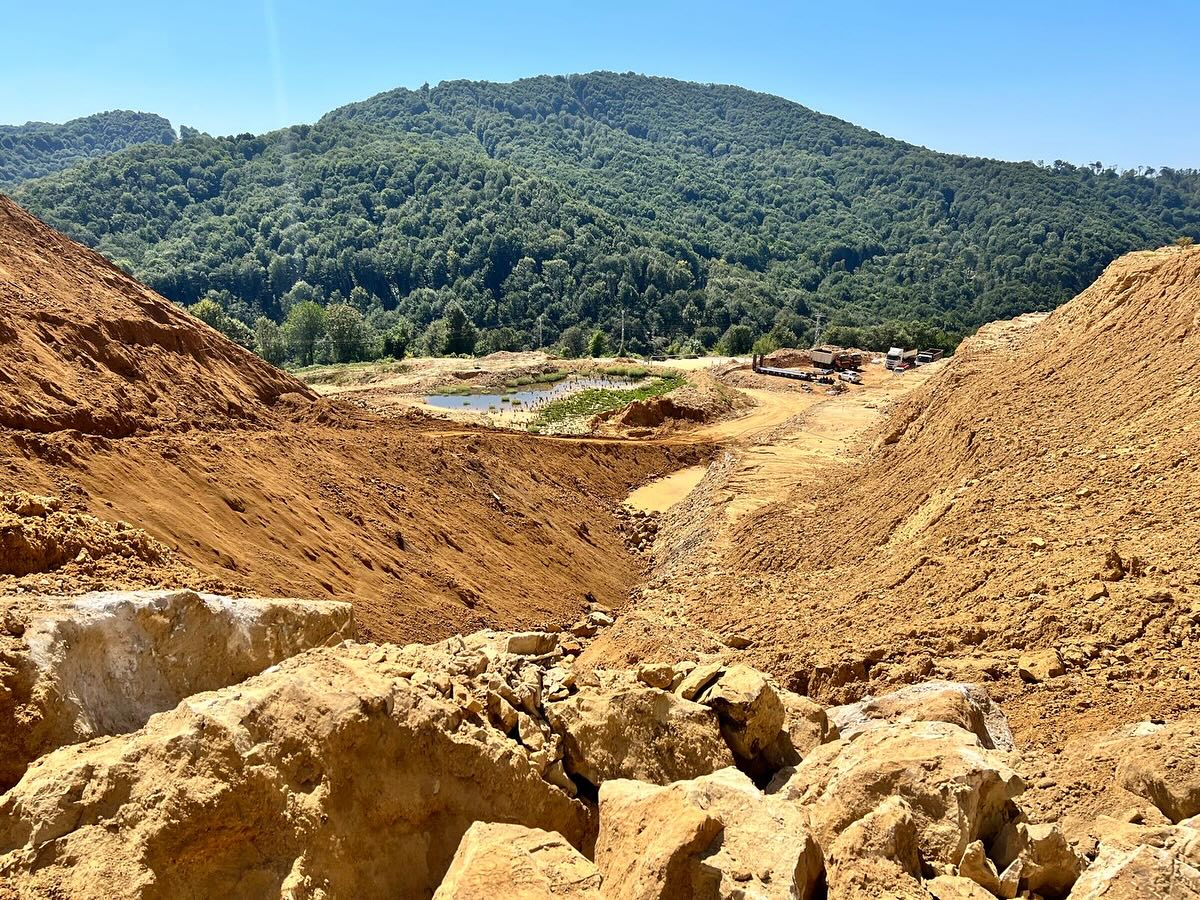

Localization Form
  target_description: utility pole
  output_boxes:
[812,312,823,347]
[618,306,626,357]
[536,314,544,349]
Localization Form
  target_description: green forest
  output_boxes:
[0,111,176,189]
[10,73,1200,363]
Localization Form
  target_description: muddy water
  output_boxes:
[624,464,708,513]
[425,375,644,412]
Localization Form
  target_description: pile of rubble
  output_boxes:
[615,508,660,554]
[1,591,1196,898]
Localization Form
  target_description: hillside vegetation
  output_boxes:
[0,110,175,188]
[13,73,1200,363]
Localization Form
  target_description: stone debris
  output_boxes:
[545,679,734,786]
[596,767,822,899]
[1018,649,1066,683]
[432,822,602,899]
[0,586,1193,900]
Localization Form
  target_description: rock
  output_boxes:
[545,683,733,786]
[1082,581,1109,602]
[1115,721,1200,823]
[518,712,546,752]
[825,796,926,899]
[986,822,1086,897]
[506,632,559,656]
[925,875,998,899]
[1018,649,1065,683]
[0,589,352,791]
[432,822,602,900]
[586,610,614,628]
[722,632,753,650]
[1029,536,1046,549]
[957,840,1001,894]
[700,664,786,765]
[826,681,1014,751]
[1070,822,1200,899]
[636,662,674,690]
[596,768,823,900]
[595,778,723,900]
[675,660,724,700]
[770,720,1024,867]
[0,643,592,899]
[488,691,520,733]
[764,689,839,769]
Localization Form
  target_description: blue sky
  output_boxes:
[3,0,1196,169]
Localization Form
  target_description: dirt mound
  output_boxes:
[587,245,1200,829]
[0,195,309,436]
[0,491,170,576]
[761,347,812,368]
[0,197,699,644]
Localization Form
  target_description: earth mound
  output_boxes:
[0,195,309,436]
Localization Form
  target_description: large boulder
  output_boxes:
[699,664,786,766]
[1069,817,1200,899]
[764,689,840,769]
[770,720,1024,867]
[824,796,927,899]
[594,778,723,900]
[1115,721,1200,823]
[988,821,1086,898]
[596,768,823,900]
[0,588,351,790]
[826,681,1013,751]
[0,643,591,900]
[433,822,602,900]
[545,682,733,786]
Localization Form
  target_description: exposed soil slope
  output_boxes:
[0,199,697,644]
[592,246,1200,830]
[0,194,307,436]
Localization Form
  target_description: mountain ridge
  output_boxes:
[11,72,1200,359]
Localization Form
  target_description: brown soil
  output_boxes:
[589,245,1200,832]
[0,197,305,436]
[0,197,702,644]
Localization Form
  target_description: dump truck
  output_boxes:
[915,349,944,366]
[885,347,918,370]
[811,346,864,371]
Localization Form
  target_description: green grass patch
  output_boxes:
[293,359,411,386]
[528,374,684,432]
[502,369,571,389]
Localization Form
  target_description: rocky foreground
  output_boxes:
[0,593,1196,899]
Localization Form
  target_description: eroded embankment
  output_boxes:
[1,415,707,645]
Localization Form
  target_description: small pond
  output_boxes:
[425,374,646,412]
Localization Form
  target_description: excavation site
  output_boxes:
[2,181,1199,900]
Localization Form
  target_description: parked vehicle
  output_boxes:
[885,347,918,370]
[915,348,944,365]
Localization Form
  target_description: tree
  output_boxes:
[325,303,365,363]
[382,320,412,359]
[285,301,327,366]
[189,298,226,331]
[588,329,608,358]
[559,325,587,358]
[254,316,287,365]
[1177,236,1196,248]
[443,301,477,356]
[720,324,754,355]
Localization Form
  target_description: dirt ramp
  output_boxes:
[0,195,310,436]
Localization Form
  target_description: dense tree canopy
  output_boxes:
[0,111,175,188]
[13,73,1200,364]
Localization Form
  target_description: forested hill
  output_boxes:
[13,73,1200,362]
[0,111,176,188]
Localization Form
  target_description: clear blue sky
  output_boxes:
[3,0,1196,170]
